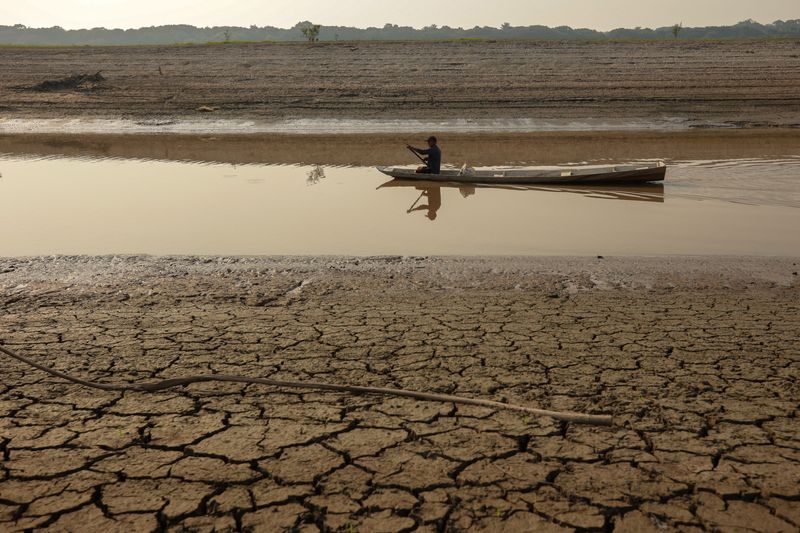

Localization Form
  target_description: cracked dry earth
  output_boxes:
[0,256,798,533]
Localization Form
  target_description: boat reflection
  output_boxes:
[379,179,664,221]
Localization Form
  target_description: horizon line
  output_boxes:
[3,17,798,33]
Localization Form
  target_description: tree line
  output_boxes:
[1,19,798,46]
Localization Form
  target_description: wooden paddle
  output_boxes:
[407,145,427,165]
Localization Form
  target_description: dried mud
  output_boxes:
[0,256,798,532]
[1,40,799,127]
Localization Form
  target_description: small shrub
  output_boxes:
[300,23,321,43]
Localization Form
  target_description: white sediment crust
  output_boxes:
[0,117,693,135]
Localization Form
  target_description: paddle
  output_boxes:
[407,145,428,165]
[406,190,426,213]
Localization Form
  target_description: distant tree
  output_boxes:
[672,22,683,38]
[300,22,321,42]
[501,22,511,31]
[223,29,231,42]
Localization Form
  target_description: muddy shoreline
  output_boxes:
[1,40,799,128]
[1,255,799,531]
[2,129,799,166]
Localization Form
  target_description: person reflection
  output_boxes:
[407,186,442,221]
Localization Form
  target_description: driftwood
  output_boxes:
[0,344,613,426]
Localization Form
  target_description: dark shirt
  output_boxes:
[417,146,442,174]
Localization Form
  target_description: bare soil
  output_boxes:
[1,40,800,127]
[1,256,798,532]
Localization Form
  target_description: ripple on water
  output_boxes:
[664,157,800,208]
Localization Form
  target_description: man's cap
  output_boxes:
[426,136,438,143]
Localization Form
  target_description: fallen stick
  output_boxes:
[0,344,613,426]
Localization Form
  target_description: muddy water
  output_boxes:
[0,155,798,256]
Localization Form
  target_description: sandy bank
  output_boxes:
[1,40,799,130]
[1,255,798,531]
[2,129,799,166]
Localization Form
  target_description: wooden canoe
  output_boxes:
[376,161,666,184]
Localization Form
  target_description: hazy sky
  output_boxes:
[2,0,797,31]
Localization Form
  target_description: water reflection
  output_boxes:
[381,179,665,221]
[306,165,326,186]
[405,186,442,220]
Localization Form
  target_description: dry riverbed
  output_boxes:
[1,256,798,532]
[1,40,799,129]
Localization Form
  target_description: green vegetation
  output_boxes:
[0,19,798,46]
[300,23,321,43]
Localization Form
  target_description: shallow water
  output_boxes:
[0,154,798,256]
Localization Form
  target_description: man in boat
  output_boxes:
[407,136,441,174]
